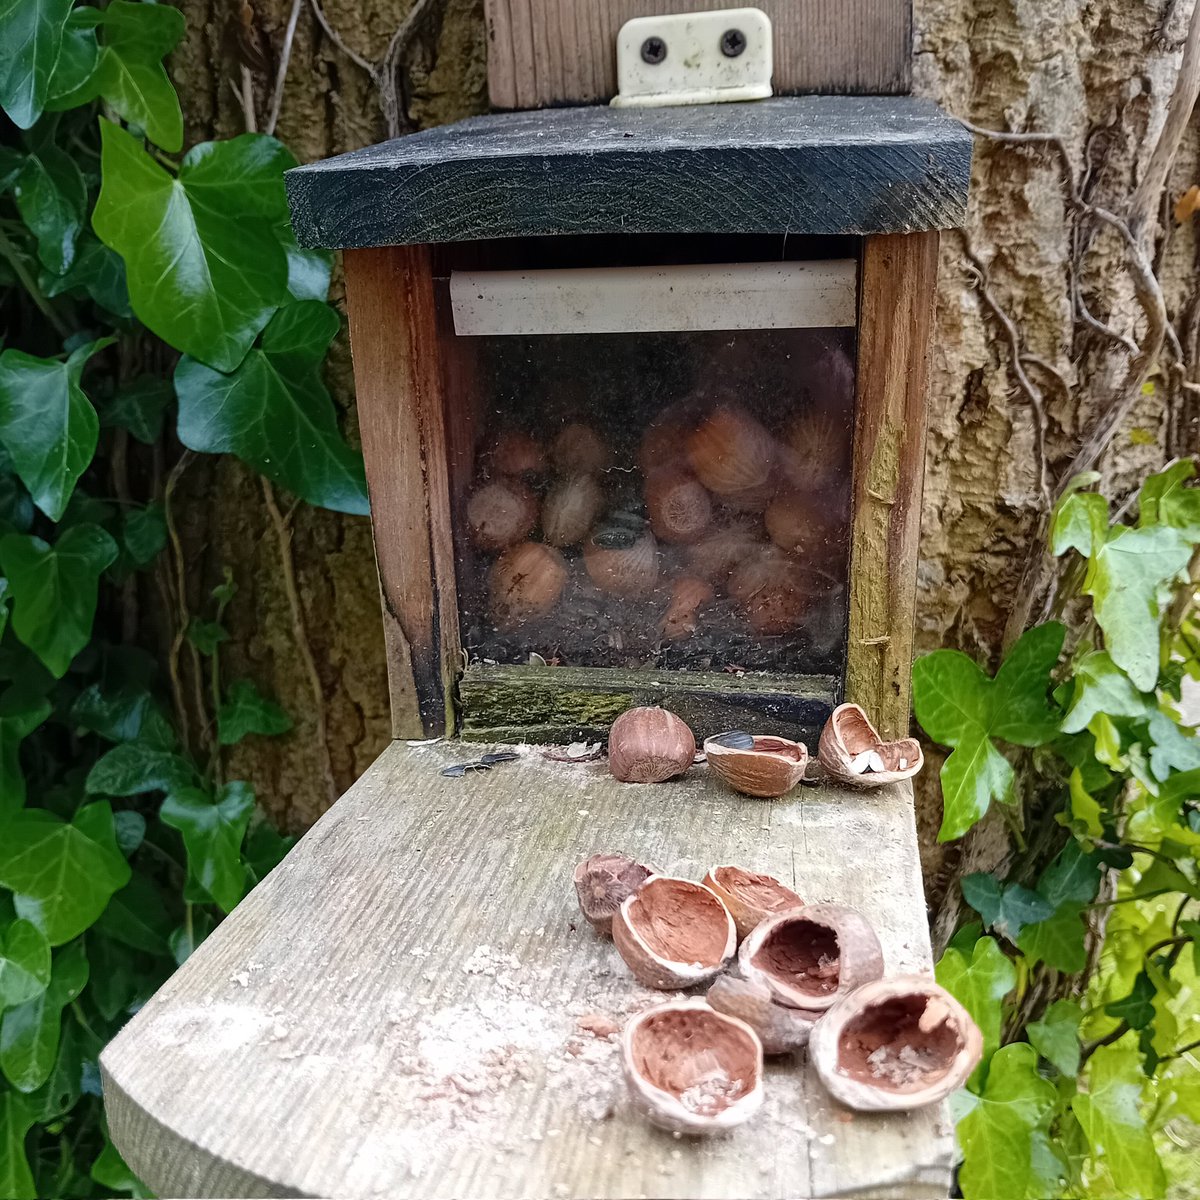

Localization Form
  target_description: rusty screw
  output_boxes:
[640,36,667,64]
[720,28,747,57]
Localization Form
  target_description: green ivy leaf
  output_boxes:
[1016,843,1102,973]
[243,820,296,884]
[0,802,131,944]
[280,223,333,302]
[0,524,117,676]
[0,940,86,1092]
[1066,767,1104,838]
[217,679,292,745]
[44,10,99,108]
[1071,1041,1165,1198]
[118,502,166,569]
[86,739,196,796]
[1146,709,1200,781]
[100,377,171,444]
[71,682,174,748]
[1138,459,1200,539]
[1084,525,1192,691]
[1061,650,1149,734]
[0,690,52,817]
[12,143,87,274]
[913,623,1065,840]
[85,933,138,1021]
[176,301,369,515]
[185,619,228,655]
[955,1043,1057,1200]
[93,120,293,371]
[961,874,1055,942]
[24,1012,81,1122]
[91,1135,142,1193]
[0,339,111,522]
[162,782,255,913]
[1105,971,1157,1031]
[936,935,1016,1066]
[1027,999,1082,1075]
[1051,485,1108,558]
[0,0,74,128]
[0,1088,36,1199]
[93,871,171,955]
[168,906,213,965]
[0,919,50,1010]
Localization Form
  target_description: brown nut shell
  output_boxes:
[687,405,775,496]
[584,529,659,597]
[701,866,804,940]
[809,976,983,1111]
[706,974,820,1055]
[704,734,808,800]
[488,542,568,630]
[607,706,695,784]
[645,468,713,545]
[622,999,764,1134]
[764,490,844,558]
[552,423,610,475]
[818,703,924,788]
[661,575,715,641]
[739,903,884,1011]
[728,547,812,636]
[612,876,736,989]
[573,853,656,938]
[467,480,539,551]
[684,518,762,585]
[490,430,544,477]
[542,474,604,548]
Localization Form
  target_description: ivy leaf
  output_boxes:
[0,802,131,944]
[1051,484,1108,558]
[0,919,50,1009]
[1138,459,1200,539]
[91,1135,141,1194]
[44,10,99,108]
[168,906,213,965]
[93,120,293,371]
[1027,999,1082,1076]
[118,502,166,569]
[280,223,333,302]
[71,682,174,748]
[1066,767,1104,839]
[0,525,117,676]
[0,339,111,522]
[100,377,171,444]
[1071,1041,1165,1198]
[86,739,196,796]
[0,0,74,128]
[0,1088,36,1199]
[913,624,1065,840]
[1016,843,1102,973]
[93,871,171,955]
[955,1043,1057,1200]
[176,301,369,515]
[12,144,87,274]
[186,619,228,655]
[1146,709,1200,781]
[85,933,138,1021]
[218,679,292,745]
[1061,650,1149,734]
[1084,525,1192,691]
[161,782,255,912]
[1105,971,1157,1031]
[936,936,1016,1066]
[0,691,52,817]
[24,1013,82,1122]
[961,874,1055,942]
[0,940,87,1092]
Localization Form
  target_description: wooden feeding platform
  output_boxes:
[102,741,953,1198]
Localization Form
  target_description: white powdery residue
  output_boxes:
[415,996,556,1084]
[151,1002,271,1054]
[462,945,522,977]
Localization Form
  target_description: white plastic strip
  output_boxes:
[450,261,857,337]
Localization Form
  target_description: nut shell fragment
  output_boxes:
[739,903,884,1011]
[623,999,764,1134]
[573,853,655,938]
[704,734,808,800]
[613,876,736,989]
[701,866,804,940]
[810,975,983,1111]
[818,703,924,788]
[706,974,819,1055]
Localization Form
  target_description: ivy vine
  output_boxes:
[916,461,1200,1199]
[0,0,365,1194]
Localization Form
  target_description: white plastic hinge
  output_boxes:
[611,8,773,108]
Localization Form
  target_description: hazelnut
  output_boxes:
[573,853,655,938]
[607,707,695,784]
[467,480,539,551]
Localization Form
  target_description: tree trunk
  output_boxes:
[164,0,1199,895]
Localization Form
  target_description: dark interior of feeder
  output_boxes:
[836,995,963,1092]
[445,311,856,677]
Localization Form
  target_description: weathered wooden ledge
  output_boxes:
[101,740,953,1199]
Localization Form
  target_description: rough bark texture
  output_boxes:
[165,0,1198,895]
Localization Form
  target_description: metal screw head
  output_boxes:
[640,36,667,64]
[720,28,747,57]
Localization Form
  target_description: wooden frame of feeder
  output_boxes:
[305,99,966,746]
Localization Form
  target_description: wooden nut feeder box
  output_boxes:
[99,25,971,1200]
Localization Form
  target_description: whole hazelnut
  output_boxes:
[607,707,695,784]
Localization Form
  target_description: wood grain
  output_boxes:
[102,739,954,1199]
[343,246,460,737]
[846,233,940,740]
[484,0,913,108]
[285,98,973,249]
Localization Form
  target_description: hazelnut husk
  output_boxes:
[818,703,924,788]
[739,903,884,1011]
[704,734,808,800]
[573,853,656,937]
[706,974,820,1055]
[613,876,736,989]
[809,976,983,1112]
[467,480,539,551]
[607,707,695,784]
[701,865,804,940]
[622,999,764,1135]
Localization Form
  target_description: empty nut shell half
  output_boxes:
[704,734,808,799]
[573,853,656,938]
[623,999,764,1134]
[701,866,804,940]
[809,975,983,1111]
[739,903,884,1011]
[613,876,736,989]
[818,703,924,788]
[706,974,819,1055]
